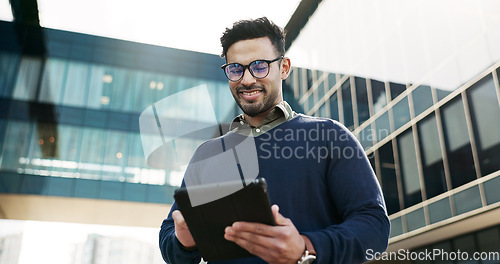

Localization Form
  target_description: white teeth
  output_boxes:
[242,91,260,95]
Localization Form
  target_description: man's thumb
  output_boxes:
[272,204,289,226]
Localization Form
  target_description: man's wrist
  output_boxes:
[297,235,316,264]
[300,235,316,255]
[176,236,197,252]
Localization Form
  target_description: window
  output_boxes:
[375,111,391,142]
[406,208,425,232]
[341,78,354,129]
[329,91,339,121]
[102,130,128,181]
[389,82,406,101]
[308,90,316,113]
[454,186,482,215]
[441,98,476,188]
[317,80,325,102]
[355,77,369,125]
[371,79,387,115]
[428,197,452,224]
[418,114,447,198]
[476,226,500,262]
[62,61,90,107]
[392,97,411,131]
[39,58,67,104]
[0,121,31,171]
[328,73,336,90]
[379,142,400,215]
[397,129,422,208]
[13,56,42,101]
[358,124,374,150]
[412,85,433,117]
[467,74,500,176]
[78,127,106,180]
[306,69,314,90]
[435,87,452,102]
[452,234,479,263]
[0,52,21,98]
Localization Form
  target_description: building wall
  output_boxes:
[284,63,500,258]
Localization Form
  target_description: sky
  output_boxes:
[286,0,500,90]
[0,0,301,55]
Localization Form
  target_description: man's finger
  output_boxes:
[271,204,290,226]
[172,210,185,225]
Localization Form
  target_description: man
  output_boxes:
[160,17,390,264]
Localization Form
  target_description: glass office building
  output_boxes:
[2,1,500,263]
[284,64,500,262]
[0,20,239,204]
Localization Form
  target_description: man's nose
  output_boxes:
[239,68,257,86]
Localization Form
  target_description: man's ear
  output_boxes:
[280,57,291,80]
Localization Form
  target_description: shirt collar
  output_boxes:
[229,101,296,132]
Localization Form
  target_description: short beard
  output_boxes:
[233,85,277,117]
[238,101,271,117]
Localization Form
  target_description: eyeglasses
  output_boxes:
[221,56,283,82]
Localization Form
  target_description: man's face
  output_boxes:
[225,37,290,118]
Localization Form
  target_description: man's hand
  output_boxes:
[172,210,196,249]
[224,205,306,264]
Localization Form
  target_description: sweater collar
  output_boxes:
[229,101,297,135]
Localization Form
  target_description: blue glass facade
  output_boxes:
[0,21,239,204]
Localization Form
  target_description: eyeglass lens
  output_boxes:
[225,60,270,81]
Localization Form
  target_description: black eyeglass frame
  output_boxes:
[221,56,284,82]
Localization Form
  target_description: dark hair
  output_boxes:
[220,17,286,58]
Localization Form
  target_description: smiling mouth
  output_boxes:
[239,89,263,101]
[241,91,260,96]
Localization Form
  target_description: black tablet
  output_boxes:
[173,178,276,261]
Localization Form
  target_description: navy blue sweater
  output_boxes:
[160,114,390,264]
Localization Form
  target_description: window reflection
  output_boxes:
[375,111,391,142]
[328,73,336,90]
[39,58,66,104]
[435,87,452,102]
[441,98,476,188]
[412,85,433,117]
[397,129,422,208]
[392,97,411,131]
[13,56,42,101]
[418,114,447,198]
[63,61,89,107]
[379,142,400,215]
[0,121,31,170]
[341,78,354,129]
[79,127,105,180]
[389,82,406,101]
[0,52,21,98]
[355,77,369,125]
[317,78,325,99]
[467,74,500,176]
[371,79,387,114]
[357,124,373,150]
[329,91,339,121]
